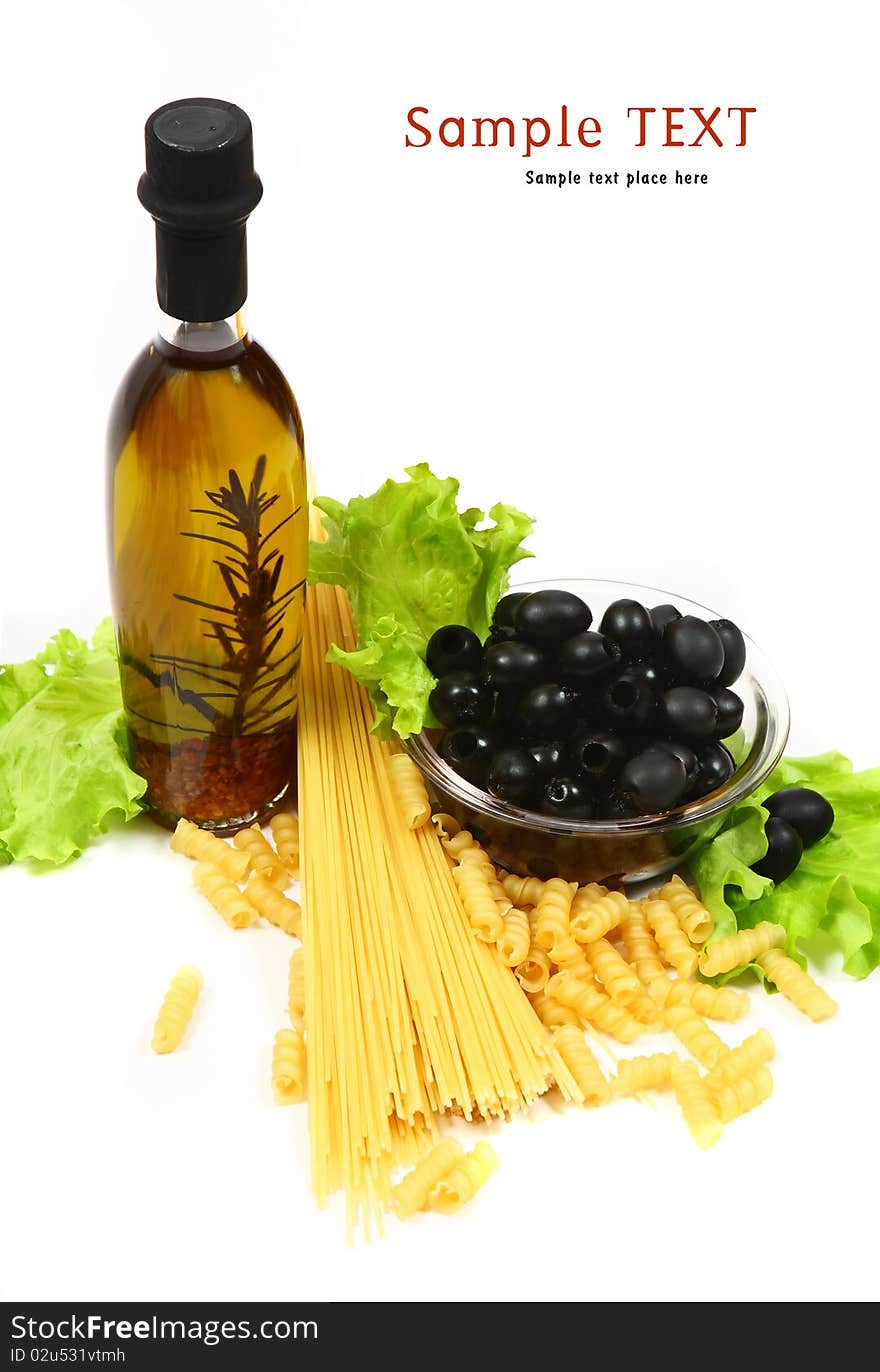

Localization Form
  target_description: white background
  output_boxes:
[1,0,878,1304]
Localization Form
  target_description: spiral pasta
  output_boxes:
[611,1052,681,1095]
[656,874,714,945]
[496,909,530,967]
[671,1058,722,1149]
[514,946,552,994]
[429,1140,499,1214]
[269,812,300,873]
[441,828,485,862]
[708,1065,773,1124]
[663,978,750,1022]
[529,990,581,1029]
[501,873,548,909]
[387,753,432,830]
[643,898,699,978]
[247,874,303,937]
[534,878,576,952]
[570,887,629,944]
[619,904,668,987]
[704,1028,775,1091]
[391,1137,465,1219]
[547,971,643,1044]
[553,1025,610,1106]
[757,949,838,1021]
[452,860,504,942]
[548,933,591,978]
[151,965,203,1054]
[272,1027,306,1104]
[698,920,786,977]
[170,817,250,882]
[192,862,259,929]
[233,824,290,888]
[586,937,645,1007]
[664,1003,727,1070]
[288,946,306,1026]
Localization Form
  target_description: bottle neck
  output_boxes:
[154,221,249,325]
[157,306,249,357]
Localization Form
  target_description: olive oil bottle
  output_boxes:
[107,99,307,832]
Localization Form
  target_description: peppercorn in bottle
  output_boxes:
[107,99,307,831]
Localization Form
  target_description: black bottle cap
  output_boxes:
[138,99,263,323]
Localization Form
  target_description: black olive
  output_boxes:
[598,599,655,660]
[556,631,620,684]
[657,686,718,742]
[487,747,539,806]
[570,727,627,781]
[482,639,547,690]
[438,725,495,786]
[691,742,736,798]
[425,624,483,678]
[751,817,803,883]
[711,687,745,740]
[514,589,592,644]
[661,615,725,684]
[651,738,699,787]
[650,603,682,637]
[709,618,747,688]
[625,659,661,688]
[764,788,834,848]
[517,682,578,738]
[493,590,531,630]
[601,668,656,733]
[526,739,568,781]
[428,672,493,729]
[597,787,640,820]
[617,748,689,815]
[484,624,517,649]
[539,775,593,820]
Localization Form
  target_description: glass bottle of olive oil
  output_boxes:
[107,99,307,833]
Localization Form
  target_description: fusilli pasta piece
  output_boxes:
[534,878,576,951]
[151,965,203,1054]
[586,937,645,1007]
[247,874,302,937]
[233,824,290,888]
[553,1025,610,1106]
[388,753,432,829]
[514,946,552,994]
[671,1058,722,1149]
[664,1002,727,1070]
[708,1065,773,1124]
[547,933,591,979]
[656,874,714,945]
[269,812,299,872]
[486,875,514,918]
[643,898,699,978]
[611,1052,681,1095]
[442,828,484,862]
[698,921,786,977]
[547,971,643,1043]
[288,946,306,1026]
[704,1028,775,1092]
[498,909,531,967]
[501,873,548,909]
[570,887,628,944]
[757,949,838,1021]
[272,1027,306,1104]
[170,817,249,882]
[429,1140,499,1214]
[619,904,668,987]
[391,1137,465,1219]
[431,813,460,844]
[452,860,504,942]
[192,861,259,929]
[529,990,580,1028]
[664,978,750,1022]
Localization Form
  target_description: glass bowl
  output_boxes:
[404,578,790,886]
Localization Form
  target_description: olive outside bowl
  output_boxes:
[403,578,790,886]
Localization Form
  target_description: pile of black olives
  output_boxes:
[750,788,835,884]
[426,588,750,820]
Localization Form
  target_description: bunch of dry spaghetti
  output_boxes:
[298,580,581,1236]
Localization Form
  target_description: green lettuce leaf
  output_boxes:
[0,620,146,866]
[308,465,534,737]
[690,751,880,982]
